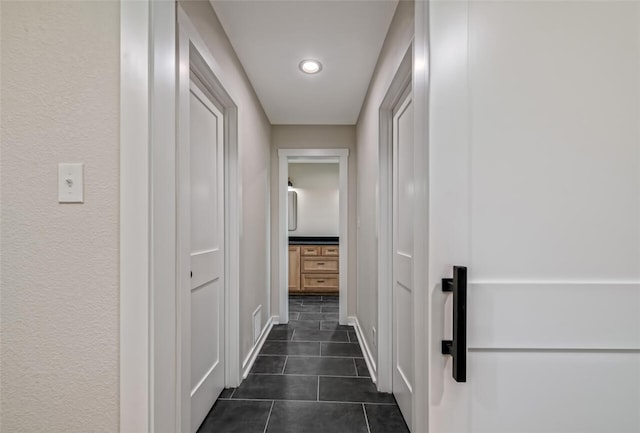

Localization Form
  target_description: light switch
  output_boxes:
[58,163,84,203]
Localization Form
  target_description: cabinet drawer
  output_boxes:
[302,258,338,273]
[320,246,339,256]
[301,246,320,256]
[302,274,338,292]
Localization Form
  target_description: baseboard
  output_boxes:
[241,316,274,379]
[348,316,377,383]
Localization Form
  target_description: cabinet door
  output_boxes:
[288,246,301,292]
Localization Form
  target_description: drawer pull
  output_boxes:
[317,262,325,265]
[316,280,325,283]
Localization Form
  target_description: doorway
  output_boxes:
[177,10,241,433]
[277,149,349,325]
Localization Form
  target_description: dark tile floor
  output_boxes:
[197,295,410,433]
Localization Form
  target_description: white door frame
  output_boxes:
[377,20,430,433]
[378,47,413,395]
[177,7,241,432]
[120,3,240,432]
[277,148,349,325]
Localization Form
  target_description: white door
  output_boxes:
[392,87,414,429]
[187,80,225,433]
[427,1,640,432]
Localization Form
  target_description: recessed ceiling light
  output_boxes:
[299,59,322,74]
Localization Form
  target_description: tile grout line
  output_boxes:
[281,356,288,374]
[316,376,320,401]
[363,403,372,433]
[262,400,275,433]
[218,397,397,405]
[352,357,358,376]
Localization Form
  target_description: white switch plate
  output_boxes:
[58,163,84,203]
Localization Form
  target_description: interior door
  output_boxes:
[392,87,414,429]
[427,1,640,432]
[188,79,225,433]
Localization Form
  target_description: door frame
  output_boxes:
[377,29,430,432]
[120,3,240,432]
[377,46,412,395]
[177,7,241,432]
[277,148,349,325]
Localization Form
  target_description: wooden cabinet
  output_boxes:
[288,246,301,292]
[289,243,339,294]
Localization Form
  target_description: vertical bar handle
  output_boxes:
[441,265,467,382]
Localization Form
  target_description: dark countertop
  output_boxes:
[289,236,339,245]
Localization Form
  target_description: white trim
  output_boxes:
[241,317,275,379]
[177,7,241,432]
[377,48,412,395]
[120,1,178,431]
[120,2,151,431]
[348,316,378,383]
[277,148,350,325]
[413,2,431,432]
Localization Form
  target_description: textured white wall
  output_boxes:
[271,126,357,316]
[355,1,413,369]
[288,163,339,236]
[0,1,120,431]
[180,0,272,367]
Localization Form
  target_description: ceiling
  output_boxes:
[210,0,399,125]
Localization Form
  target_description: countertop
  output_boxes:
[289,236,339,245]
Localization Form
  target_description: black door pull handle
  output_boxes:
[442,265,467,382]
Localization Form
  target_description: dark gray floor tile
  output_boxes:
[322,305,339,313]
[266,401,368,433]
[322,295,339,301]
[321,342,363,357]
[274,320,320,330]
[251,355,286,374]
[290,304,322,312]
[289,312,300,320]
[299,312,339,321]
[196,400,271,433]
[284,356,357,376]
[354,358,370,377]
[320,321,353,331]
[292,329,349,342]
[299,295,323,304]
[232,374,317,401]
[218,388,235,399]
[365,404,410,433]
[260,341,320,356]
[266,329,294,341]
[348,330,357,342]
[319,377,395,404]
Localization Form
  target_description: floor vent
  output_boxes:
[252,305,262,344]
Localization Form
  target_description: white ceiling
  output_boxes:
[210,0,399,125]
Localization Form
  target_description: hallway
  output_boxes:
[196,295,409,433]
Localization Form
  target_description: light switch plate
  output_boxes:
[58,163,84,203]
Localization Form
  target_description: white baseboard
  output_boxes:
[348,316,377,383]
[241,316,274,379]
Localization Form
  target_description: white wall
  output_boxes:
[288,163,339,236]
[428,1,640,432]
[271,126,356,315]
[180,0,272,369]
[355,0,414,372]
[0,2,120,431]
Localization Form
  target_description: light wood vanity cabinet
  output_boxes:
[289,243,339,294]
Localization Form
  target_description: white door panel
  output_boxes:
[188,81,225,433]
[428,1,640,432]
[393,90,414,429]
